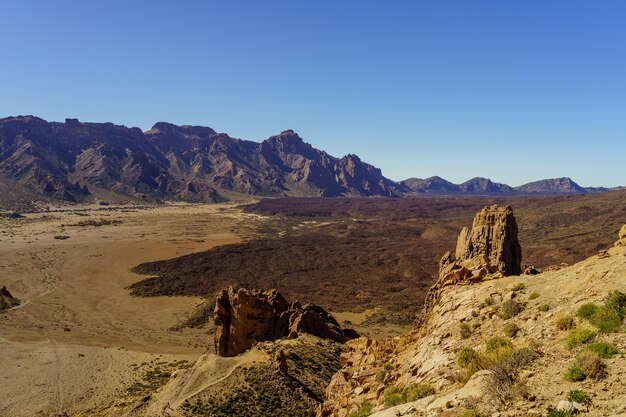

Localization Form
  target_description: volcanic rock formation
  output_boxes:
[214,287,359,357]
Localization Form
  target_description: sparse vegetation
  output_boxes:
[566,328,596,349]
[538,303,550,312]
[382,382,435,407]
[576,351,606,380]
[459,322,472,339]
[547,410,573,417]
[563,363,586,382]
[383,386,405,407]
[460,411,486,417]
[486,337,512,352]
[511,283,526,292]
[567,389,591,405]
[404,383,435,401]
[555,315,575,330]
[528,291,540,300]
[499,299,525,319]
[585,341,620,359]
[348,403,374,417]
[577,303,599,319]
[504,322,519,338]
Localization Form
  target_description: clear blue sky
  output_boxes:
[1,1,625,187]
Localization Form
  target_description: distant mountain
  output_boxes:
[402,176,618,196]
[513,177,587,194]
[402,176,460,193]
[0,116,406,203]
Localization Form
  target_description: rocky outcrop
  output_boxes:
[442,205,522,277]
[214,287,358,357]
[0,286,20,311]
[615,225,626,247]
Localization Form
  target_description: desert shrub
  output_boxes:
[589,306,623,333]
[457,347,489,382]
[538,303,550,312]
[404,383,435,401]
[459,322,472,339]
[483,296,496,306]
[567,389,591,405]
[547,411,573,417]
[499,300,525,319]
[555,315,575,331]
[576,351,606,380]
[383,363,394,372]
[486,337,512,352]
[472,321,481,329]
[604,290,626,317]
[485,346,537,406]
[504,322,519,338]
[563,363,586,382]
[528,291,540,300]
[383,386,405,407]
[566,328,596,349]
[460,410,485,417]
[577,303,599,319]
[511,283,526,292]
[586,342,620,359]
[348,403,374,417]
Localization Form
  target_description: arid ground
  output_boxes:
[0,203,257,416]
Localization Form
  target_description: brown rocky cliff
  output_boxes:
[214,287,358,357]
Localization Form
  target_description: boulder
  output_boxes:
[214,287,358,357]
[0,285,20,312]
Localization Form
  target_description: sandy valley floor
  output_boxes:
[0,203,261,416]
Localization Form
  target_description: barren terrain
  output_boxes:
[0,202,256,416]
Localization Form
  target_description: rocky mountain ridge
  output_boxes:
[402,176,618,195]
[0,115,404,203]
[0,115,619,204]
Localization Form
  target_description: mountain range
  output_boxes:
[0,115,619,203]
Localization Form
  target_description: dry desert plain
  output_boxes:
[0,202,269,416]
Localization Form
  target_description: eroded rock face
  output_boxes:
[214,287,358,357]
[448,205,522,276]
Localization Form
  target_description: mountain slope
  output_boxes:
[514,177,587,194]
[0,116,405,202]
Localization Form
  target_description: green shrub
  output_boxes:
[383,363,394,372]
[504,322,519,338]
[555,315,575,330]
[486,337,513,352]
[348,403,374,417]
[547,411,573,417]
[460,410,486,417]
[511,283,526,292]
[528,291,540,300]
[383,386,405,407]
[459,322,472,339]
[567,389,591,405]
[539,304,550,312]
[577,303,599,319]
[563,363,586,382]
[589,306,623,333]
[566,328,596,349]
[586,342,620,359]
[499,300,525,319]
[576,351,606,380]
[604,290,626,318]
[404,383,435,401]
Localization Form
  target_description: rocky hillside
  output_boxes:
[318,210,626,417]
[0,116,405,203]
